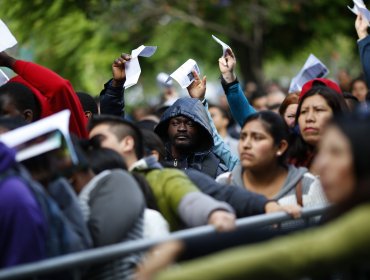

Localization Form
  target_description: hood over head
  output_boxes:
[154,98,214,152]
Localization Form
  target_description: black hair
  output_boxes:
[241,111,289,166]
[76,91,98,115]
[140,128,166,161]
[343,92,360,112]
[88,114,144,159]
[0,82,41,121]
[208,104,232,122]
[289,86,349,167]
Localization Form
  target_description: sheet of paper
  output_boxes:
[0,69,9,86]
[169,59,200,88]
[288,54,329,93]
[348,0,370,24]
[0,110,78,163]
[0,20,17,52]
[212,35,231,56]
[124,45,157,89]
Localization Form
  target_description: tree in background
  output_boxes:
[0,0,357,95]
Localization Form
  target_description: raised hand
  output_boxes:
[218,48,237,83]
[187,70,207,101]
[112,53,131,87]
[355,13,369,40]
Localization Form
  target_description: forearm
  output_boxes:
[203,101,239,171]
[358,35,370,88]
[99,79,125,117]
[178,192,234,227]
[222,78,256,126]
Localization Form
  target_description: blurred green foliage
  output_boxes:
[0,0,360,99]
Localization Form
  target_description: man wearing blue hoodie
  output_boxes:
[154,97,228,178]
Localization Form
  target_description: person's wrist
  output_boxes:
[221,71,237,84]
[112,79,125,87]
[358,31,368,40]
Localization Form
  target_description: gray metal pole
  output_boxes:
[0,206,328,280]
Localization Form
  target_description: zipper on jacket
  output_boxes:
[174,159,178,167]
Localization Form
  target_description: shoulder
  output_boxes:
[0,176,36,208]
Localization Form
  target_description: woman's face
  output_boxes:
[284,104,298,128]
[351,80,368,102]
[314,125,355,204]
[238,119,282,170]
[298,94,333,146]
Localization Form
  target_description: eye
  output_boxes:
[186,121,195,127]
[171,120,179,126]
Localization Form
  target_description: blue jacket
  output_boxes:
[358,35,370,91]
[155,97,228,178]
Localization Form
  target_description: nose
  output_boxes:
[305,109,315,123]
[240,136,252,149]
[177,122,187,131]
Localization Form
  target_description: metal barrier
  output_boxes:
[0,206,328,280]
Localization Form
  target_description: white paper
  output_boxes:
[124,45,157,89]
[0,110,78,163]
[169,59,200,88]
[288,54,329,93]
[348,0,370,24]
[0,69,9,86]
[0,20,17,52]
[212,34,231,56]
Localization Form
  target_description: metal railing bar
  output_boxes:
[0,206,329,280]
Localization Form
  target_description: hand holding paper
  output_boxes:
[0,20,17,53]
[289,54,329,93]
[348,0,370,25]
[123,45,157,89]
[169,59,200,89]
[187,70,207,101]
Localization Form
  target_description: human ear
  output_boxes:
[276,140,289,156]
[23,109,34,122]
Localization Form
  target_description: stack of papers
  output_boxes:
[168,59,200,88]
[0,69,9,87]
[348,0,370,24]
[0,19,17,52]
[289,54,329,93]
[124,45,157,89]
[0,110,78,164]
[212,34,231,56]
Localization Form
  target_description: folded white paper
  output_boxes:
[289,54,329,93]
[169,59,200,88]
[0,69,9,86]
[0,110,78,163]
[124,45,157,89]
[212,34,231,56]
[0,19,17,52]
[348,0,370,24]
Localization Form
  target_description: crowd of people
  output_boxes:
[1,12,370,280]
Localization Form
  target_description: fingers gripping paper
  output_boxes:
[124,45,157,89]
[348,0,370,24]
[0,20,17,52]
[169,59,200,88]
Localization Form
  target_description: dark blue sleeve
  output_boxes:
[99,79,125,117]
[184,168,268,217]
[221,79,256,127]
[358,35,370,88]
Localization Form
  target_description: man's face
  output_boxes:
[167,116,199,150]
[89,124,122,154]
[0,95,22,118]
